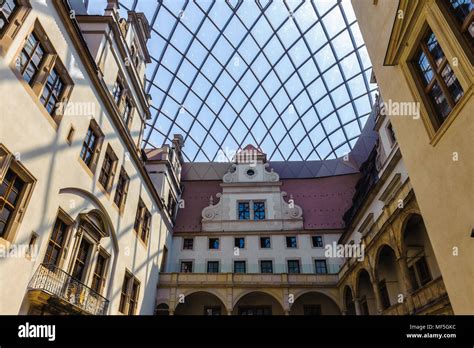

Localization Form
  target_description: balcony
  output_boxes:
[27,264,109,315]
[411,276,449,313]
[158,272,339,288]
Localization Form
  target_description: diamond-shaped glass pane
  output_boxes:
[113,0,378,161]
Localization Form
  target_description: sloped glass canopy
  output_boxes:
[93,0,378,161]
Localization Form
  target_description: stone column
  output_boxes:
[396,256,415,313]
[370,279,384,314]
[354,297,362,315]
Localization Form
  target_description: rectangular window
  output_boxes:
[303,305,321,315]
[415,256,432,286]
[445,0,473,53]
[113,167,129,209]
[39,68,65,115]
[17,32,44,85]
[15,26,73,122]
[118,272,131,314]
[311,235,324,248]
[42,216,68,266]
[0,0,19,35]
[80,127,99,168]
[204,306,221,315]
[207,261,219,273]
[98,147,117,192]
[260,236,271,248]
[286,236,297,248]
[112,78,123,105]
[183,238,194,250]
[133,199,151,244]
[160,246,168,273]
[118,272,140,315]
[386,122,396,145]
[234,237,245,249]
[238,202,250,220]
[72,238,92,282]
[91,251,108,294]
[234,261,246,273]
[260,260,273,274]
[287,260,300,274]
[0,169,25,238]
[253,201,265,220]
[128,278,140,315]
[208,238,219,249]
[180,261,192,273]
[122,98,133,127]
[379,280,391,310]
[413,29,464,129]
[314,259,328,274]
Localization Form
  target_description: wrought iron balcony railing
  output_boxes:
[28,264,109,315]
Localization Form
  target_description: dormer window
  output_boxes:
[238,201,266,220]
[238,202,250,220]
[253,201,265,220]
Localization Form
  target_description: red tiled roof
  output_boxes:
[173,173,360,232]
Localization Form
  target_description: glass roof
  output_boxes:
[92,0,378,162]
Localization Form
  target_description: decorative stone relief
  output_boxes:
[263,163,279,182]
[223,164,237,183]
[280,192,303,219]
[202,193,222,221]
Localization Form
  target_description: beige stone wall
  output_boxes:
[351,0,473,314]
[0,1,172,314]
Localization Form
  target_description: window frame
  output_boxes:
[133,198,151,245]
[11,21,74,127]
[314,259,328,274]
[311,235,324,248]
[180,260,193,273]
[0,144,36,243]
[91,249,110,295]
[118,271,140,315]
[113,166,130,211]
[42,211,73,268]
[285,236,298,249]
[182,238,194,250]
[260,260,273,274]
[259,236,271,249]
[402,17,472,146]
[233,260,246,273]
[287,259,301,274]
[0,0,31,57]
[79,120,104,174]
[208,237,220,250]
[206,260,219,273]
[234,237,245,249]
[98,145,118,193]
[437,0,474,64]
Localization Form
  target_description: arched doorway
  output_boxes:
[343,286,356,315]
[356,269,376,315]
[233,291,284,315]
[375,245,402,311]
[403,214,440,290]
[155,303,169,315]
[174,291,226,315]
[290,292,341,315]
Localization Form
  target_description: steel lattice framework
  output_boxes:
[117,0,378,162]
